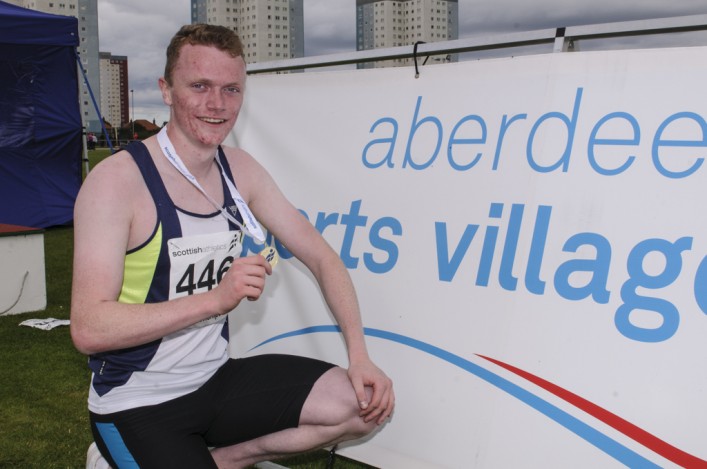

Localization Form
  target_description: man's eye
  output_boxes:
[192,83,206,90]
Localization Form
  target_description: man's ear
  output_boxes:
[158,77,172,106]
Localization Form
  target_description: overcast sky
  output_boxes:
[97,0,707,125]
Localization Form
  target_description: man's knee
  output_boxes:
[316,375,375,441]
[346,402,378,440]
[345,382,377,437]
[302,367,373,435]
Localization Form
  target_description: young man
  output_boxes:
[71,24,394,468]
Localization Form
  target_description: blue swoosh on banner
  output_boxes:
[249,325,661,468]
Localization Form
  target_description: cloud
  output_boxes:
[461,0,707,35]
[304,0,354,56]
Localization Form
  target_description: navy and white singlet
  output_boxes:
[87,141,245,415]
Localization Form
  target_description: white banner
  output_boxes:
[228,47,707,468]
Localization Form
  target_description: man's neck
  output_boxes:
[165,125,217,179]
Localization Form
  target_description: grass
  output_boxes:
[0,149,374,469]
[0,226,88,468]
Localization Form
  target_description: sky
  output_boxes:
[97,0,707,125]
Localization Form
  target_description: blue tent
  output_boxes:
[0,0,81,228]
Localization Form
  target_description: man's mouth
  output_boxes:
[199,117,227,124]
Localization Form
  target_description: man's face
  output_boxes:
[160,43,246,148]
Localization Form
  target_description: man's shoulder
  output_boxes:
[80,148,144,201]
[220,144,265,175]
[219,143,249,159]
[93,148,140,177]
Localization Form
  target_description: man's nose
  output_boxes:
[206,89,225,110]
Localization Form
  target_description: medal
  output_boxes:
[259,245,279,268]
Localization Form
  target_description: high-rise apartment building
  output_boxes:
[356,0,458,68]
[10,0,103,132]
[191,0,304,64]
[99,53,129,130]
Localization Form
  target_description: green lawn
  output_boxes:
[0,226,89,468]
[0,150,374,468]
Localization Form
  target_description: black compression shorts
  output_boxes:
[90,354,336,468]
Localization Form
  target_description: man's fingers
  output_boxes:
[352,378,370,410]
[360,384,394,424]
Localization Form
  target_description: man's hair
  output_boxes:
[164,24,244,85]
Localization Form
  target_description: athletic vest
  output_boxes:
[87,141,244,414]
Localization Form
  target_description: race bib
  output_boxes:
[167,230,243,299]
[167,231,243,327]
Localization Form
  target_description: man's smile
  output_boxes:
[199,117,228,124]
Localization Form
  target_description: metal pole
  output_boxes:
[131,89,135,140]
[81,127,90,176]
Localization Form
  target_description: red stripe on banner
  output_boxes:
[476,354,707,468]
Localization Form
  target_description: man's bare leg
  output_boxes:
[210,367,378,468]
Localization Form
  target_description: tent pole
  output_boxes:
[74,50,115,153]
[81,126,90,176]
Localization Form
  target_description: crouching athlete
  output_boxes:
[70,23,394,468]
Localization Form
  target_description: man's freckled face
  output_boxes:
[165,44,246,148]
